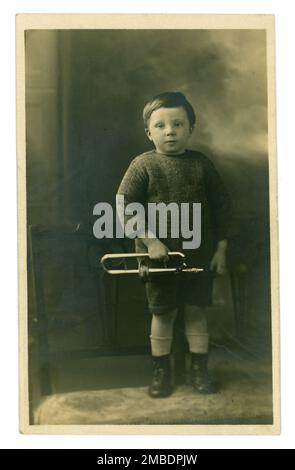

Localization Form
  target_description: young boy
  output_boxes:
[117,92,234,398]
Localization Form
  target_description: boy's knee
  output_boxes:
[184,303,205,312]
[184,304,207,320]
[152,308,177,323]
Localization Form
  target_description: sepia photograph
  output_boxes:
[17,14,279,434]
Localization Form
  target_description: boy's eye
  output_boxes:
[155,123,164,128]
[174,121,183,127]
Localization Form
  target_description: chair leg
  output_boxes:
[230,267,249,338]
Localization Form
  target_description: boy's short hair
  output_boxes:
[143,91,196,129]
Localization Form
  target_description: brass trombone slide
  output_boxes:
[100,252,204,275]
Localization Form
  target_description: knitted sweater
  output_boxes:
[117,149,234,268]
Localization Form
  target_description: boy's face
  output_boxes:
[146,107,193,155]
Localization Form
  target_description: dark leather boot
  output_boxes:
[149,355,172,398]
[191,353,215,394]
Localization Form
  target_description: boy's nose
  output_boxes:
[166,127,176,135]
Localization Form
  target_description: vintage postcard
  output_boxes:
[16,13,279,435]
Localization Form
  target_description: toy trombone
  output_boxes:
[100,252,204,275]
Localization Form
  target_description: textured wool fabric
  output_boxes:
[117,149,235,268]
[185,334,209,354]
[117,149,234,310]
[149,335,173,356]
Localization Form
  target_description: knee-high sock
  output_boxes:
[184,304,209,354]
[150,309,177,356]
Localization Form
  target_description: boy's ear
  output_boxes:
[145,127,153,141]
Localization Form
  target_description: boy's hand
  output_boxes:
[138,239,169,281]
[210,249,227,275]
[146,239,169,263]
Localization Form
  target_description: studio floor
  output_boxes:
[33,343,273,426]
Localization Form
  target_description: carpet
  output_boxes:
[34,355,273,425]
